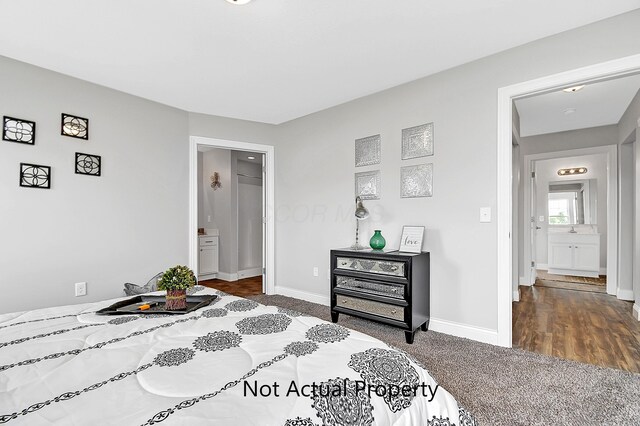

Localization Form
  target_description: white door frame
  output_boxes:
[496,53,640,348]
[189,136,275,295]
[521,146,618,296]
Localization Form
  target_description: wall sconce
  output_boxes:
[557,167,587,176]
[210,172,222,190]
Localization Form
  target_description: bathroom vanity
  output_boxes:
[198,229,219,278]
[547,232,600,278]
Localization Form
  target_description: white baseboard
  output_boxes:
[216,272,239,282]
[198,273,218,280]
[537,264,548,271]
[633,304,640,321]
[519,276,533,286]
[274,286,331,306]
[599,267,607,275]
[273,286,498,345]
[429,318,498,345]
[238,268,262,279]
[617,289,635,301]
[513,289,520,302]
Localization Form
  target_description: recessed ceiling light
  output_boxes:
[226,0,252,4]
[247,156,256,160]
[563,85,585,93]
[563,108,576,115]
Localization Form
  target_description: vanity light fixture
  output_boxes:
[226,0,252,4]
[562,85,585,93]
[557,167,587,176]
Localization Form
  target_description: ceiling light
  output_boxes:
[562,85,585,93]
[563,108,576,115]
[247,156,256,160]
[226,0,252,4]
[558,167,587,176]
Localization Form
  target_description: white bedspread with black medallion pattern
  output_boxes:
[0,287,476,425]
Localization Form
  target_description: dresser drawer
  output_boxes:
[335,295,404,321]
[336,257,405,277]
[335,276,404,299]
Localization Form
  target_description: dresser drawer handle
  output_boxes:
[342,299,348,303]
[391,309,397,314]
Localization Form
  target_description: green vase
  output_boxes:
[369,230,386,250]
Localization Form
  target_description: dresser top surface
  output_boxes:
[332,248,428,257]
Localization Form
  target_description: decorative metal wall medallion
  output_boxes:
[3,116,36,145]
[61,113,89,139]
[401,123,433,160]
[355,170,380,200]
[20,163,51,189]
[75,152,101,176]
[355,134,381,167]
[401,163,432,198]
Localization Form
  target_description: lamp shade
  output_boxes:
[355,196,369,220]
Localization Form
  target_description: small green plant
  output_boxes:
[157,265,196,291]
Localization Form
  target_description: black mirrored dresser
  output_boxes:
[330,248,430,344]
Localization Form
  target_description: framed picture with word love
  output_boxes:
[399,225,425,253]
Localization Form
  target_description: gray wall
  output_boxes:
[272,10,640,331]
[0,56,189,313]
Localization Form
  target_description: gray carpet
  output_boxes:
[249,294,640,426]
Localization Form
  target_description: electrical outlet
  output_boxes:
[207,215,211,223]
[313,267,319,277]
[75,282,87,297]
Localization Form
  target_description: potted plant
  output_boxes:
[157,265,196,310]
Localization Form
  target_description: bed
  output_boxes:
[0,287,475,425]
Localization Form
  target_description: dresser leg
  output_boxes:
[421,320,429,331]
[331,311,339,323]
[404,330,415,344]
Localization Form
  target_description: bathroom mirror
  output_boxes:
[548,179,597,225]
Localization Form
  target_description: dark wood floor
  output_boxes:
[200,276,263,297]
[513,285,640,373]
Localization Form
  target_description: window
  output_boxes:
[548,192,576,224]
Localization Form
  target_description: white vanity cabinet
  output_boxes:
[547,233,600,278]
[199,234,219,277]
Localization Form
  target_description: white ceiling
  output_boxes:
[1,1,639,124]
[515,73,640,137]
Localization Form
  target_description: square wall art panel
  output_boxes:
[61,113,89,140]
[401,163,432,198]
[401,122,433,160]
[3,116,36,145]
[75,152,101,176]
[355,170,381,200]
[355,134,381,167]
[20,163,51,189]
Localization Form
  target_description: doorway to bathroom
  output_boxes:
[189,136,275,296]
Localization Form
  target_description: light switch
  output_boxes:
[539,216,545,222]
[313,267,319,277]
[480,207,491,223]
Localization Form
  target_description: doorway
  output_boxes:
[496,53,640,348]
[189,136,275,296]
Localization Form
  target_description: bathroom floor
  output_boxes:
[535,270,606,293]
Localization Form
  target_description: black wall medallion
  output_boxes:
[20,163,51,189]
[61,113,89,139]
[75,152,101,176]
[3,116,36,145]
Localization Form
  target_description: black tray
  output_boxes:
[96,294,218,315]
